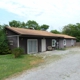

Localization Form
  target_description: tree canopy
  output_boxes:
[40,24,49,31]
[9,20,27,28]
[50,30,61,34]
[9,20,49,31]
[62,23,80,42]
[26,20,40,30]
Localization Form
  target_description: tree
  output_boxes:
[21,22,27,28]
[62,24,75,36]
[26,20,40,30]
[40,24,49,31]
[9,20,21,27]
[62,23,80,42]
[9,20,27,28]
[0,24,8,29]
[50,30,61,34]
[0,24,2,29]
[0,24,10,54]
[9,20,50,31]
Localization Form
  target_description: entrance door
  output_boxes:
[41,39,46,52]
[27,39,38,54]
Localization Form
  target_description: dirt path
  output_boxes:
[6,47,80,80]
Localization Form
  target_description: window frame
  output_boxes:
[52,39,56,47]
[9,41,13,45]
[63,39,66,46]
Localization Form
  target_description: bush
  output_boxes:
[12,48,24,58]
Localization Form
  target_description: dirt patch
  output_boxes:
[30,59,44,65]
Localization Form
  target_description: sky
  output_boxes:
[0,0,80,31]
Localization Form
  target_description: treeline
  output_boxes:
[9,20,49,31]
[62,23,80,42]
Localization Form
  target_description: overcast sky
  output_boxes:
[0,0,80,31]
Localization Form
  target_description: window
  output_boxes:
[63,39,66,46]
[52,39,56,47]
[27,39,38,54]
[9,41,13,45]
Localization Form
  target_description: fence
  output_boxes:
[75,42,80,46]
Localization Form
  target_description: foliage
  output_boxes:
[40,24,49,31]
[62,24,75,36]
[9,20,21,27]
[0,24,8,29]
[9,20,49,30]
[12,48,24,58]
[26,20,40,30]
[21,22,27,28]
[0,54,43,80]
[56,48,66,50]
[50,30,61,34]
[9,20,27,28]
[0,27,11,55]
[62,23,80,42]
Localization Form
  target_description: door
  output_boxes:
[41,39,46,52]
[27,39,38,54]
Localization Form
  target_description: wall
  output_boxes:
[7,36,18,49]
[5,28,19,50]
[46,38,59,50]
[38,39,41,52]
[19,37,27,53]
[46,38,52,50]
[5,28,18,36]
[59,39,76,49]
[73,39,76,46]
[59,39,64,48]
[19,36,41,53]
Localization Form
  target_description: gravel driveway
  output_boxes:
[6,47,80,80]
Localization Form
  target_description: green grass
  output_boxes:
[0,54,44,80]
[56,48,66,50]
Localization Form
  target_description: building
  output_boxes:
[5,27,76,54]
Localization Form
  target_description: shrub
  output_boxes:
[0,29,11,55]
[12,48,24,58]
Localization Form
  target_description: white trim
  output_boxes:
[7,35,20,37]
[27,39,38,54]
[9,41,13,45]
[41,39,46,52]
[17,36,19,47]
[52,39,56,47]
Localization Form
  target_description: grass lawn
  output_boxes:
[0,54,44,80]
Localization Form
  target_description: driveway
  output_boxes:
[6,47,80,80]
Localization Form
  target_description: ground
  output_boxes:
[5,47,80,80]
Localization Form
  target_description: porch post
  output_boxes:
[17,36,19,47]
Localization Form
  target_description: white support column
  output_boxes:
[17,36,19,47]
